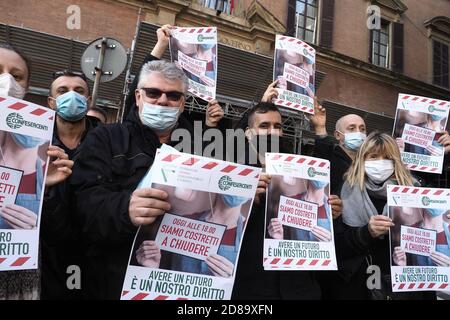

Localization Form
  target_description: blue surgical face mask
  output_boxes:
[11,133,46,149]
[430,114,444,122]
[140,102,180,133]
[310,179,328,189]
[424,208,446,218]
[55,91,88,122]
[199,43,214,50]
[341,131,366,150]
[221,194,248,208]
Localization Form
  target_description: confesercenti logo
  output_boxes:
[307,167,327,178]
[197,34,215,42]
[428,105,446,113]
[6,112,48,131]
[218,175,252,191]
[422,196,446,206]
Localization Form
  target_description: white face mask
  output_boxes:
[365,159,395,184]
[140,102,180,133]
[0,73,26,99]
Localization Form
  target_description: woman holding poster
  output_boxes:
[340,132,427,299]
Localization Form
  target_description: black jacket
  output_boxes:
[40,115,100,300]
[232,198,321,300]
[69,107,200,299]
[313,135,352,196]
[232,144,321,300]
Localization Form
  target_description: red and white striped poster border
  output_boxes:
[161,152,260,178]
[278,36,315,53]
[172,27,216,34]
[121,290,190,300]
[263,257,332,267]
[389,186,450,196]
[0,256,32,268]
[274,99,314,115]
[0,96,54,120]
[392,282,449,291]
[269,153,330,169]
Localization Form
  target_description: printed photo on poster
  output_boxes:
[121,150,261,300]
[0,96,54,271]
[263,153,337,271]
[170,27,217,101]
[130,184,252,278]
[392,94,449,174]
[388,185,450,292]
[272,35,315,114]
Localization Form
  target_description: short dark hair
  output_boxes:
[49,69,90,96]
[0,43,32,82]
[247,102,281,128]
[88,106,107,122]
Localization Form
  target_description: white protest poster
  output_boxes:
[263,153,337,271]
[388,185,450,292]
[0,96,54,271]
[273,35,315,115]
[392,94,450,174]
[170,26,217,102]
[121,150,261,300]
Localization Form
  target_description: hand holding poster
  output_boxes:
[263,153,337,271]
[273,35,316,114]
[392,94,450,174]
[388,185,450,292]
[170,27,217,102]
[0,96,54,271]
[121,150,261,300]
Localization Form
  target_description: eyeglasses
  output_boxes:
[53,70,87,81]
[141,88,185,102]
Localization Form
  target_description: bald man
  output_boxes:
[310,102,366,195]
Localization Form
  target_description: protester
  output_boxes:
[231,98,342,300]
[340,132,434,299]
[40,69,101,300]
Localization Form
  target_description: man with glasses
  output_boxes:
[68,60,200,299]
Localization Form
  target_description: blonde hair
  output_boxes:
[346,132,413,189]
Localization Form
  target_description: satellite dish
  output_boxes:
[81,37,127,83]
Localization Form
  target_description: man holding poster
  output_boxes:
[70,58,226,299]
[388,185,450,293]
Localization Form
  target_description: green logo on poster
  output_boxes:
[422,196,431,206]
[218,175,252,191]
[6,113,24,129]
[428,105,446,113]
[307,167,327,178]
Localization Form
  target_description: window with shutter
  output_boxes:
[433,40,449,88]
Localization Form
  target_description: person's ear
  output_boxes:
[135,89,142,106]
[245,127,253,141]
[47,96,56,110]
[86,96,92,108]
[334,130,342,142]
